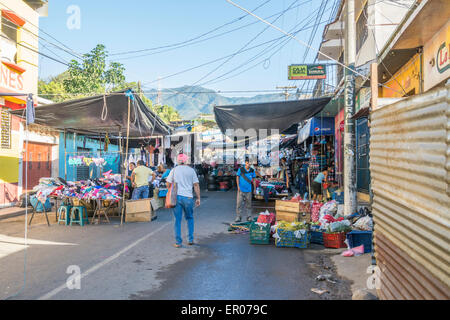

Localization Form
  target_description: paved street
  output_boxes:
[0,191,352,300]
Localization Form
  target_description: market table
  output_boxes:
[91,199,120,224]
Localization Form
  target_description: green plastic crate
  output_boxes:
[249,222,271,245]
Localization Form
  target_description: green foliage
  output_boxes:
[62,44,126,95]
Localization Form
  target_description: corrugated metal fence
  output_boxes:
[370,82,450,299]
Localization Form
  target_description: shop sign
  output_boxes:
[0,62,24,92]
[424,22,450,91]
[288,64,326,80]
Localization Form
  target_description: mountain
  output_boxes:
[145,86,300,120]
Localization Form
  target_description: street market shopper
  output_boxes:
[131,160,155,200]
[235,159,256,222]
[167,154,201,248]
[312,166,329,201]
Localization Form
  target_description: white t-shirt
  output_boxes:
[166,165,199,198]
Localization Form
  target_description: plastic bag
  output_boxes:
[329,220,352,233]
[353,216,373,231]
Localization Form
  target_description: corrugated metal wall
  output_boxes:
[370,82,450,299]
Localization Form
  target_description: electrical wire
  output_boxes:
[109,0,272,57]
[226,0,409,97]
[197,6,329,88]
[111,0,313,62]
[0,1,83,60]
[187,0,302,90]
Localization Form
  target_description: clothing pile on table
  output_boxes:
[30,171,126,204]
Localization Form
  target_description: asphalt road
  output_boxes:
[0,190,351,300]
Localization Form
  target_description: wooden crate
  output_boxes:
[125,199,156,222]
[275,200,302,213]
[276,211,300,222]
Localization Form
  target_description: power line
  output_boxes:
[187,0,302,90]
[0,0,83,60]
[110,0,313,62]
[109,0,272,57]
[197,5,329,88]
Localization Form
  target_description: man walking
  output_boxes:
[131,160,155,200]
[166,154,201,248]
[235,159,256,222]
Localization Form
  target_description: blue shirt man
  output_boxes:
[235,160,256,222]
[237,166,256,193]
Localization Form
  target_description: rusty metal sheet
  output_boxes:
[370,82,450,299]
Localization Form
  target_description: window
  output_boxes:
[1,16,18,63]
[356,2,368,53]
[0,109,11,149]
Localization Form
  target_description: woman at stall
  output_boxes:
[312,166,329,202]
[126,162,136,197]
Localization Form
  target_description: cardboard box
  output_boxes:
[125,199,156,222]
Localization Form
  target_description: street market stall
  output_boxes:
[11,89,171,226]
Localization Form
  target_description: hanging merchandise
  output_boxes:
[104,133,110,152]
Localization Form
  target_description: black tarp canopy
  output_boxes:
[214,97,331,135]
[10,90,171,137]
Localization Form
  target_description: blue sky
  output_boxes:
[38,0,337,97]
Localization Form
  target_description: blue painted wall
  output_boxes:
[58,132,121,181]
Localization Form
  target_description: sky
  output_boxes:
[38,0,338,97]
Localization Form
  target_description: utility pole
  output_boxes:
[276,86,297,101]
[344,0,357,216]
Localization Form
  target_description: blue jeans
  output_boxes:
[173,195,194,245]
[132,185,149,200]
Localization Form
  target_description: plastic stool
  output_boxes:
[69,206,89,226]
[57,205,72,225]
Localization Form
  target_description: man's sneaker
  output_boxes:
[188,241,194,246]
[234,217,242,223]
[247,216,253,222]
[173,244,182,248]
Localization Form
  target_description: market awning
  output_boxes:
[297,117,335,144]
[213,97,331,135]
[10,90,171,137]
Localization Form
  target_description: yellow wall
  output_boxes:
[380,53,421,98]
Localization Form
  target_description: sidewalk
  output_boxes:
[0,206,28,221]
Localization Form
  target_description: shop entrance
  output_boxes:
[22,141,52,191]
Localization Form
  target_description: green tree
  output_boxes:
[63,44,126,96]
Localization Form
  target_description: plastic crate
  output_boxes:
[275,229,311,248]
[346,230,373,253]
[249,222,271,245]
[310,230,324,245]
[323,232,347,248]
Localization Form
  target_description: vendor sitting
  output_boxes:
[131,160,155,200]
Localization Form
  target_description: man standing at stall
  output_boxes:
[131,160,155,200]
[235,159,256,222]
[166,154,201,248]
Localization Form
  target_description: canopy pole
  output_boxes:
[64,129,67,180]
[120,98,131,227]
